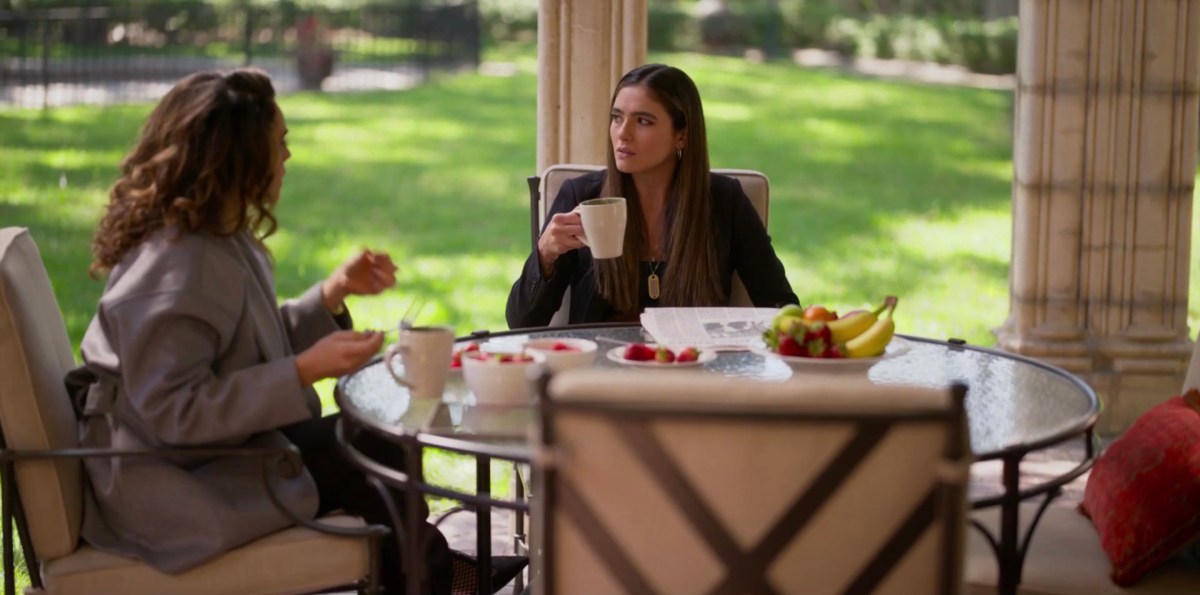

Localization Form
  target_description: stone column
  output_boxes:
[537,0,647,172]
[996,0,1200,434]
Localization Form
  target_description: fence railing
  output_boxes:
[0,1,480,109]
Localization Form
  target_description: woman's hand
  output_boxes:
[321,249,398,312]
[294,330,384,385]
[537,210,586,276]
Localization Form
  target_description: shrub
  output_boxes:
[649,2,695,52]
[479,0,537,45]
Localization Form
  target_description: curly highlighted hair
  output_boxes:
[90,68,282,277]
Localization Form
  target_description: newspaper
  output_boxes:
[640,307,779,350]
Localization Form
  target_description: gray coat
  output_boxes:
[75,228,342,573]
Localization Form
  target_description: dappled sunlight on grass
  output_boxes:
[2,50,1024,351]
[703,101,755,122]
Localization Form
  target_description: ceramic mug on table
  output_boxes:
[385,325,455,399]
[577,197,627,259]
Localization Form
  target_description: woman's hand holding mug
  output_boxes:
[537,211,586,275]
[537,198,627,276]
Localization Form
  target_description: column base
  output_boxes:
[994,327,1192,436]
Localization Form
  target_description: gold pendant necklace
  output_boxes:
[647,261,662,300]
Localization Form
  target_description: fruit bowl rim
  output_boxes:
[749,336,912,369]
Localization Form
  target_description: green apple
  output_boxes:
[772,305,804,329]
[776,315,807,336]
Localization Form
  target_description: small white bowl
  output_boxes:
[524,338,598,373]
[461,350,547,405]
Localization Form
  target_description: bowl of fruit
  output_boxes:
[449,342,481,376]
[524,338,598,373]
[753,296,908,371]
[461,349,547,405]
[606,342,714,367]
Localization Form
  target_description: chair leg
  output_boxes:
[365,532,382,595]
[511,468,526,595]
[3,459,15,595]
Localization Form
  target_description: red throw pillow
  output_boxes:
[1081,389,1200,585]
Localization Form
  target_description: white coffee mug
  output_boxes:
[577,197,627,259]
[385,325,455,399]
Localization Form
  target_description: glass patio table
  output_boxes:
[335,322,1099,595]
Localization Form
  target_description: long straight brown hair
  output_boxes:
[596,64,723,313]
[90,68,281,277]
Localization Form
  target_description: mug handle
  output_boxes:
[570,206,590,247]
[384,343,414,389]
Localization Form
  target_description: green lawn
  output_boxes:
[3,51,1021,349]
[2,46,1199,580]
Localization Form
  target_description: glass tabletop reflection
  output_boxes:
[336,325,1099,460]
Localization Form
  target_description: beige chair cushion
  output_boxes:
[32,514,369,595]
[0,227,82,561]
[539,371,964,595]
[966,504,1200,594]
[536,165,769,227]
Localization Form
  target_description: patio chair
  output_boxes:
[0,227,387,595]
[527,164,771,326]
[532,369,970,595]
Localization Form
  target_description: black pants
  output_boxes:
[282,414,452,595]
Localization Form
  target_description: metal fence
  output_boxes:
[0,0,480,109]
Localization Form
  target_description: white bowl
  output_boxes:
[524,338,598,373]
[461,350,547,405]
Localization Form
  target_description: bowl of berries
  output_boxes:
[449,342,481,376]
[606,342,714,367]
[461,349,547,405]
[524,338,598,373]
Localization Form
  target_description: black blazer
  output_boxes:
[505,170,799,328]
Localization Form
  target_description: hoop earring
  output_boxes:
[676,148,682,161]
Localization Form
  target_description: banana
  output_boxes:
[827,310,876,344]
[828,296,897,344]
[844,297,899,358]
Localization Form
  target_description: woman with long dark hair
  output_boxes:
[74,68,451,593]
[507,63,798,327]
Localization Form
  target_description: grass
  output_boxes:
[2,44,1199,583]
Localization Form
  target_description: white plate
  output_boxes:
[605,345,717,368]
[749,337,912,372]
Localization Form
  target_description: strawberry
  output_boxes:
[655,347,676,363]
[451,343,480,369]
[822,344,844,359]
[677,347,701,363]
[623,342,656,361]
[778,335,806,357]
[551,342,577,351]
[802,321,831,357]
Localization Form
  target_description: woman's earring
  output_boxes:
[676,148,682,160]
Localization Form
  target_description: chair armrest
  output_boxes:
[0,444,390,540]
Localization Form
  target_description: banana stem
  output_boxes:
[872,295,899,316]
[881,295,898,318]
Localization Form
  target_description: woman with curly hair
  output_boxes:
[71,68,451,593]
